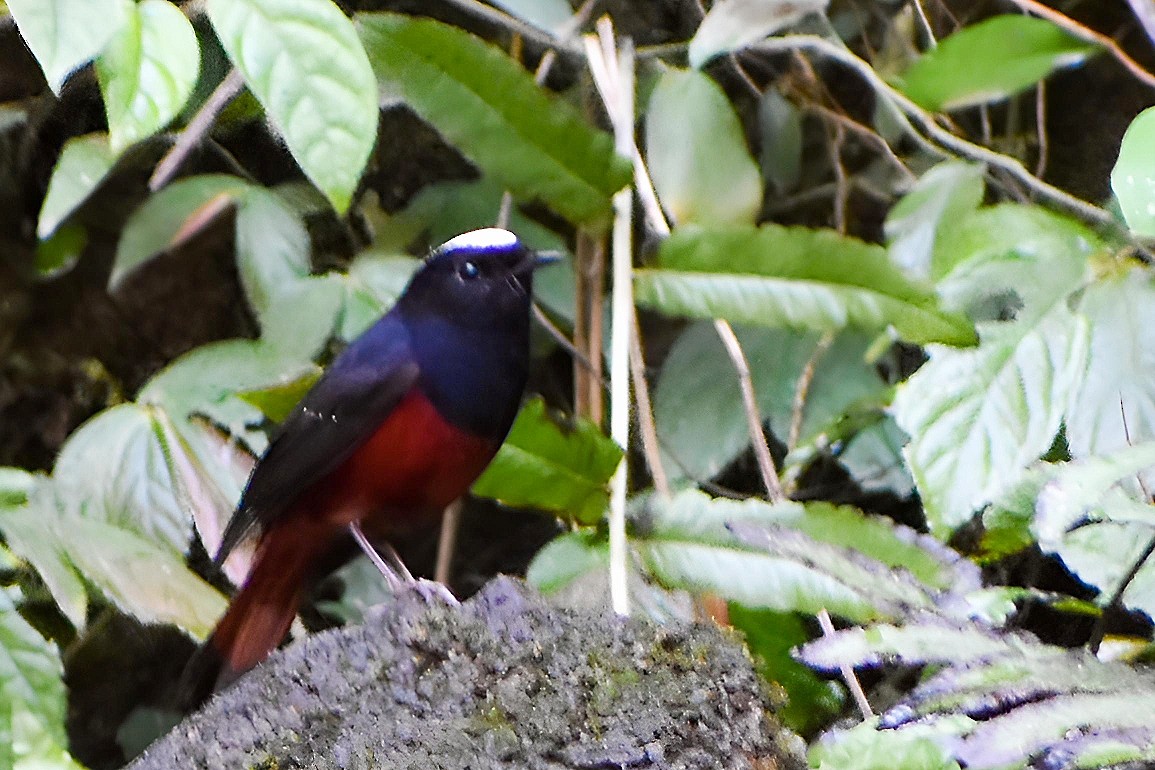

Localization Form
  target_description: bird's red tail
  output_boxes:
[184,514,335,705]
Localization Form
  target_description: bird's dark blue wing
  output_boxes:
[216,313,420,562]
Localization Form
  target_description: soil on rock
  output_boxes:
[129,577,803,770]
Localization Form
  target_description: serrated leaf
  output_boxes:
[63,516,226,638]
[635,225,977,345]
[0,498,88,628]
[51,403,191,555]
[0,589,69,762]
[357,12,630,226]
[798,621,1027,671]
[645,67,761,226]
[472,398,622,524]
[885,160,985,279]
[897,15,1100,111]
[96,0,200,153]
[1113,107,1155,237]
[37,133,117,239]
[207,0,377,213]
[688,0,828,68]
[1068,270,1155,477]
[810,718,965,770]
[7,0,130,93]
[655,322,887,482]
[111,174,250,289]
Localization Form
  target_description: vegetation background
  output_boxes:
[4,0,1155,768]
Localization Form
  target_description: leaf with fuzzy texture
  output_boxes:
[635,225,976,346]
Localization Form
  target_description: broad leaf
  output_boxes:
[895,228,1093,535]
[898,15,1100,111]
[799,621,1040,671]
[207,0,377,213]
[654,324,887,483]
[357,12,630,226]
[1068,270,1155,476]
[688,0,829,68]
[0,494,88,628]
[885,160,985,279]
[839,416,915,497]
[473,398,622,524]
[52,403,191,555]
[1113,107,1155,236]
[37,133,117,239]
[7,0,130,93]
[645,67,761,225]
[111,174,250,289]
[488,0,573,34]
[635,225,977,346]
[233,186,311,324]
[96,0,200,153]
[525,530,609,594]
[810,719,963,770]
[0,589,72,767]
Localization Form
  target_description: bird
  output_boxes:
[185,227,551,702]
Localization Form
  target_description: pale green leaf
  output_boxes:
[1112,107,1155,236]
[487,0,572,34]
[36,133,117,239]
[654,322,886,481]
[894,308,1089,535]
[525,530,609,594]
[0,499,88,629]
[473,398,622,524]
[798,621,1032,670]
[1068,270,1155,481]
[839,416,915,497]
[634,225,977,346]
[759,88,802,194]
[898,15,1100,111]
[688,0,828,68]
[811,719,963,770]
[7,0,130,93]
[207,0,378,213]
[645,67,761,225]
[111,174,250,289]
[0,589,70,764]
[885,160,985,279]
[234,186,311,323]
[357,12,630,226]
[96,0,200,153]
[63,516,226,638]
[259,276,343,361]
[52,403,191,555]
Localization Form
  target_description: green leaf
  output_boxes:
[96,0,200,153]
[357,12,630,227]
[0,589,72,767]
[730,605,842,733]
[0,492,88,628]
[525,530,609,594]
[810,719,964,770]
[35,223,87,279]
[839,416,915,497]
[758,88,802,195]
[885,160,985,279]
[644,67,761,226]
[897,15,1100,111]
[111,174,250,290]
[798,621,1031,670]
[335,252,419,340]
[233,186,311,323]
[1068,271,1155,473]
[7,0,131,94]
[895,231,1093,535]
[237,367,322,423]
[472,398,622,524]
[36,133,117,239]
[636,491,951,621]
[635,225,977,346]
[487,0,573,34]
[52,403,192,555]
[63,516,226,638]
[688,0,828,68]
[1113,107,1155,236]
[654,323,886,481]
[207,0,377,213]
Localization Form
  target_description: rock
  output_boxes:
[129,577,803,770]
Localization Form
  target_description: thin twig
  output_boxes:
[828,122,849,233]
[1034,81,1049,179]
[1005,0,1155,89]
[587,232,607,424]
[804,103,917,184]
[630,314,671,498]
[434,499,462,585]
[713,319,786,504]
[911,0,937,48]
[789,332,834,453]
[753,35,1115,227]
[440,0,582,53]
[818,608,874,719]
[149,68,245,191]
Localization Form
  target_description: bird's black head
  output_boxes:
[396,228,542,326]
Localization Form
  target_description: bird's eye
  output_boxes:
[459,260,480,280]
